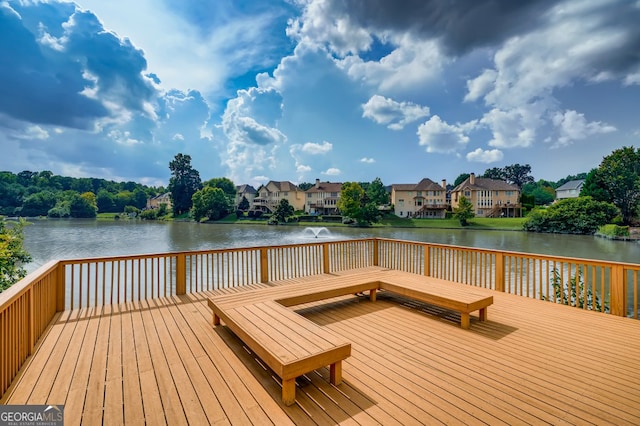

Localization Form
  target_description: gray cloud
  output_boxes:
[315,0,640,76]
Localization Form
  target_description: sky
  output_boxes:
[1,0,639,188]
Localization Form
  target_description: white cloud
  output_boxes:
[172,133,184,141]
[464,69,497,103]
[417,115,473,154]
[337,37,446,94]
[362,95,429,130]
[297,164,312,173]
[301,141,332,154]
[552,110,616,147]
[322,167,341,176]
[480,105,545,149]
[466,148,504,163]
[360,157,375,164]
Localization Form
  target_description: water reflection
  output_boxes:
[23,219,640,272]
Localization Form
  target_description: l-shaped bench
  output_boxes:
[208,269,493,405]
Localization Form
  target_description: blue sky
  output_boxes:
[1,0,639,188]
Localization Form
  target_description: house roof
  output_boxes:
[258,181,300,193]
[236,184,257,194]
[555,179,585,191]
[452,176,519,192]
[305,181,343,193]
[392,178,445,192]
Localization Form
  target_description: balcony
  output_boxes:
[2,239,639,424]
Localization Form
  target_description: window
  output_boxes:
[416,191,422,196]
[398,199,405,207]
[464,191,471,197]
[307,192,312,198]
[331,192,338,197]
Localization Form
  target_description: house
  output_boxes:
[235,184,257,210]
[555,179,585,201]
[252,181,305,213]
[451,173,521,217]
[391,178,447,218]
[146,192,172,210]
[304,179,342,215]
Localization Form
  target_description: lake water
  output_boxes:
[22,219,640,272]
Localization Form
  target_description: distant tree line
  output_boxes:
[0,170,163,218]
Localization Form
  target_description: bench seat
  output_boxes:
[209,269,494,404]
[209,299,351,405]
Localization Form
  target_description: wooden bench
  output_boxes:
[379,274,493,330]
[208,269,493,404]
[210,299,350,405]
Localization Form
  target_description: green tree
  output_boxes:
[238,196,250,211]
[523,197,618,234]
[453,195,474,226]
[0,218,32,292]
[169,153,202,215]
[337,182,381,226]
[503,164,534,188]
[96,189,116,213]
[69,192,98,218]
[273,199,295,223]
[366,177,390,206]
[482,167,504,180]
[522,180,555,205]
[588,146,640,224]
[297,182,314,191]
[19,191,57,216]
[204,177,236,196]
[133,188,148,209]
[191,187,230,221]
[580,169,609,202]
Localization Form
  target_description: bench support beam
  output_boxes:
[330,361,342,385]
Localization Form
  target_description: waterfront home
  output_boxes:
[235,184,257,210]
[146,192,172,210]
[252,181,305,213]
[304,179,342,215]
[451,173,521,217]
[555,179,585,201]
[391,178,447,218]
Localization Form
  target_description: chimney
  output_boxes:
[441,179,446,189]
[315,178,320,188]
[469,173,475,185]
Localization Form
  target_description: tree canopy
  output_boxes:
[273,199,295,223]
[0,218,32,292]
[191,187,231,221]
[523,197,619,234]
[168,153,202,215]
[581,146,640,224]
[481,164,534,188]
[337,182,381,226]
[453,195,474,226]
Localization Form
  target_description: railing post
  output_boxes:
[323,243,330,274]
[495,253,505,292]
[176,254,186,295]
[260,247,269,283]
[424,244,431,276]
[610,265,627,317]
[56,262,65,312]
[28,287,35,354]
[373,239,379,267]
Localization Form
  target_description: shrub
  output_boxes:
[140,209,158,220]
[523,197,618,234]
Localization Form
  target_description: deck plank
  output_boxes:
[4,269,640,425]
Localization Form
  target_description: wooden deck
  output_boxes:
[3,269,640,425]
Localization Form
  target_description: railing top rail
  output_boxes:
[374,237,640,268]
[56,238,376,266]
[0,259,58,311]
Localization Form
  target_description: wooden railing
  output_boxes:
[1,237,639,399]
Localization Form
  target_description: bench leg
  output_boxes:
[479,307,488,322]
[369,289,377,302]
[329,361,342,385]
[213,313,220,326]
[460,313,470,329]
[282,378,296,406]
